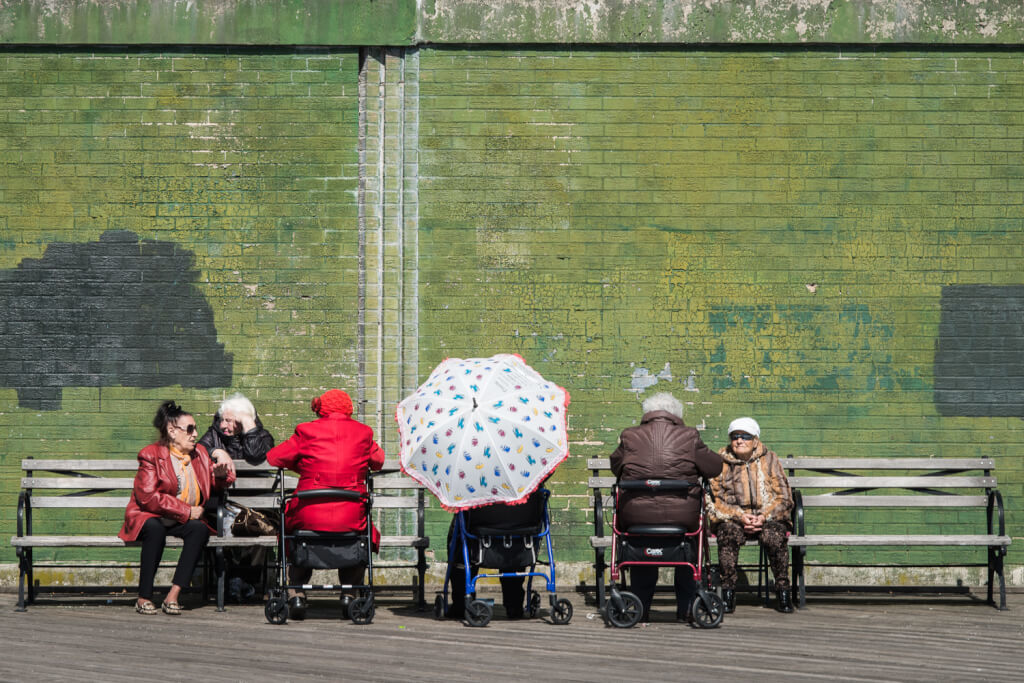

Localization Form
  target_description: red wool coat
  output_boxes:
[119,443,235,542]
[266,413,385,547]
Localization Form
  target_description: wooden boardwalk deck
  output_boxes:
[1,590,1022,682]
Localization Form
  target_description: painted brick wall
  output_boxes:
[0,48,363,564]
[416,48,1024,570]
[2,46,1022,583]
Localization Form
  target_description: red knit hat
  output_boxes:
[311,389,353,417]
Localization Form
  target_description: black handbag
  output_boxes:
[291,533,369,569]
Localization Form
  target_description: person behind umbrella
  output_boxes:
[708,417,795,614]
[197,392,275,602]
[266,389,385,619]
[610,392,723,623]
[119,400,235,615]
[446,486,547,620]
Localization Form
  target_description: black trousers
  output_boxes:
[137,517,210,600]
[628,566,697,622]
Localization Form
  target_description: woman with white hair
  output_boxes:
[198,392,275,602]
[199,393,275,468]
[610,392,723,622]
[708,417,794,613]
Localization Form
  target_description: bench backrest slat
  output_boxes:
[29,496,129,508]
[784,457,994,470]
[800,494,989,507]
[22,477,136,489]
[790,476,995,489]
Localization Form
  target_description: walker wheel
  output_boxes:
[527,591,541,619]
[433,595,446,620]
[264,596,288,625]
[465,599,493,627]
[604,591,642,628]
[550,598,573,625]
[691,591,725,629]
[350,595,375,625]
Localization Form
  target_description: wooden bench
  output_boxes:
[222,459,430,608]
[587,457,773,609]
[786,456,1011,610]
[11,457,430,611]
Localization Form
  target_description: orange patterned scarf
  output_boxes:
[168,445,201,506]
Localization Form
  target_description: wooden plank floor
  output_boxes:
[2,590,1022,682]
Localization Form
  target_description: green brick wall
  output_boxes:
[416,47,1024,571]
[2,46,1023,587]
[0,48,363,566]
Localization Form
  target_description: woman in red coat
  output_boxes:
[266,389,385,618]
[119,400,235,615]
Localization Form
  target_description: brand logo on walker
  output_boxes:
[644,548,664,557]
[645,479,662,487]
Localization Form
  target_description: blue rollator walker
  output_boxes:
[264,470,376,625]
[602,478,725,628]
[434,488,573,627]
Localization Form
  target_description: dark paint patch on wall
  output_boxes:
[934,285,1024,417]
[0,230,232,410]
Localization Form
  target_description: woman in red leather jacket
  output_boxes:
[119,400,235,615]
[266,389,385,618]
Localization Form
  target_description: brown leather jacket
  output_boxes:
[610,411,723,531]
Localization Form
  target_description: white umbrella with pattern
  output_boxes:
[396,354,570,511]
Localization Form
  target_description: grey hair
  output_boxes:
[642,392,683,419]
[218,393,256,421]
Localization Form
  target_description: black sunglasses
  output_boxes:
[174,423,197,435]
[730,433,755,441]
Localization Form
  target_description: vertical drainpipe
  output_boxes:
[356,47,368,421]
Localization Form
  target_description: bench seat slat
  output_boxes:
[789,534,1011,547]
[800,495,989,507]
[789,476,995,489]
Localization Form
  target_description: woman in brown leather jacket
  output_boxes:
[611,392,723,622]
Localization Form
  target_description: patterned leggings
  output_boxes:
[715,520,790,590]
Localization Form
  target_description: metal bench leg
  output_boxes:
[215,547,226,612]
[417,546,428,610]
[793,546,806,609]
[15,548,28,612]
[595,548,606,610]
[759,540,771,608]
[989,547,1007,611]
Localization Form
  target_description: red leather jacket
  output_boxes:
[267,413,385,546]
[119,442,235,542]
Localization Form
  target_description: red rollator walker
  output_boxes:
[601,478,725,628]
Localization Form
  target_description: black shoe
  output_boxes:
[288,596,307,621]
[776,589,794,613]
[339,594,353,620]
[722,588,736,614]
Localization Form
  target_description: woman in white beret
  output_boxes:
[708,417,794,613]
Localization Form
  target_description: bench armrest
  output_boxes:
[988,489,1006,538]
[17,491,28,538]
[792,488,805,537]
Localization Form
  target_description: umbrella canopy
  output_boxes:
[397,354,570,511]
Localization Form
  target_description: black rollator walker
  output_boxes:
[264,470,376,625]
[602,478,725,628]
